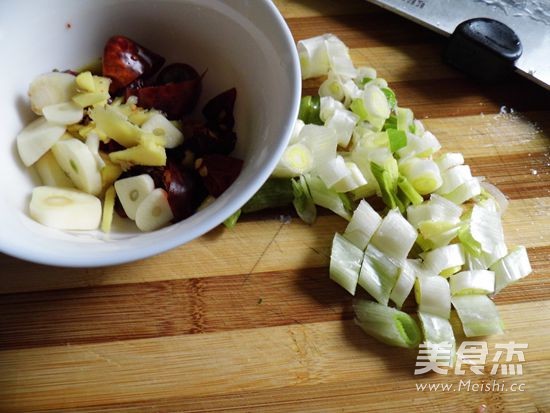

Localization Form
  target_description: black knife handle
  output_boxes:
[444,18,522,83]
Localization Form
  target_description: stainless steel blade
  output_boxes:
[368,0,550,90]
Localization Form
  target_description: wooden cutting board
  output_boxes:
[1,1,549,411]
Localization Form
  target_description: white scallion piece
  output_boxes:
[272,143,314,178]
[435,152,465,172]
[355,66,377,84]
[370,208,417,264]
[480,181,509,215]
[353,299,422,348]
[318,155,351,188]
[418,312,456,367]
[288,119,305,145]
[397,130,441,158]
[325,34,357,79]
[443,178,481,204]
[452,295,504,337]
[450,270,495,295]
[490,246,532,294]
[343,199,382,250]
[363,85,391,120]
[415,275,451,319]
[325,108,360,147]
[300,125,338,169]
[306,174,352,220]
[406,194,462,228]
[342,79,363,106]
[297,34,330,79]
[332,161,368,193]
[470,204,505,255]
[359,243,400,305]
[418,221,461,249]
[390,259,416,309]
[320,96,346,122]
[436,165,473,195]
[396,107,414,132]
[329,233,364,295]
[318,73,345,102]
[422,244,465,276]
[398,157,443,195]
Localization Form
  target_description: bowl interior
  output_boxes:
[0,0,300,266]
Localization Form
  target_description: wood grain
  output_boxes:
[1,0,549,412]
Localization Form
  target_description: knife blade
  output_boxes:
[367,0,550,90]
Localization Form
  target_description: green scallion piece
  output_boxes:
[223,209,241,229]
[298,95,322,125]
[353,299,422,348]
[242,179,294,213]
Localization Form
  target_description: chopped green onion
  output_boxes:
[458,222,483,256]
[300,125,338,170]
[399,157,443,195]
[291,175,317,225]
[288,119,305,144]
[470,204,505,255]
[387,129,407,153]
[437,165,473,195]
[305,174,352,220]
[353,299,422,349]
[381,87,397,109]
[241,179,294,213]
[350,97,368,121]
[320,96,346,123]
[415,275,451,319]
[325,35,357,79]
[370,161,400,210]
[491,246,532,294]
[330,233,363,294]
[272,143,314,178]
[397,175,423,205]
[406,194,462,228]
[418,312,456,367]
[332,161,368,193]
[443,178,481,205]
[318,75,345,101]
[343,199,382,250]
[297,34,330,79]
[355,66,377,86]
[363,85,391,120]
[435,152,464,172]
[422,244,465,276]
[396,107,413,132]
[298,95,322,125]
[480,181,509,215]
[390,259,416,308]
[370,208,417,263]
[359,243,400,305]
[418,221,460,248]
[342,79,363,106]
[382,114,398,131]
[450,270,495,295]
[223,209,241,229]
[325,108,360,147]
[397,131,441,159]
[452,295,504,337]
[318,155,351,188]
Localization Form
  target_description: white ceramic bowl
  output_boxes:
[0,0,300,267]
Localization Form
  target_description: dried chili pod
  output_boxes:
[202,87,236,132]
[126,79,202,119]
[195,154,243,198]
[162,160,207,221]
[103,35,165,93]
